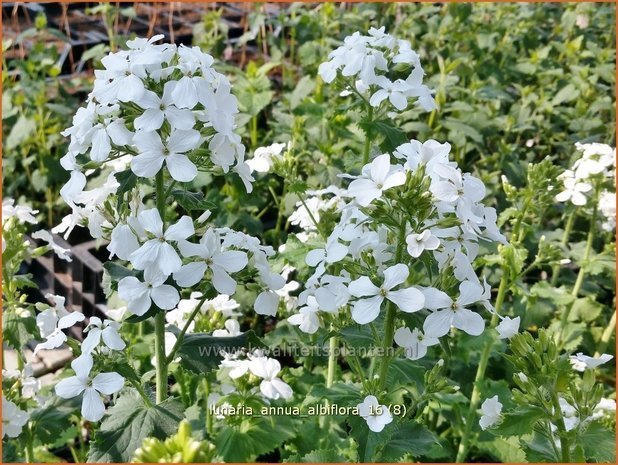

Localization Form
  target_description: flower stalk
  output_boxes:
[154,170,168,404]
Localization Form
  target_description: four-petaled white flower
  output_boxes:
[132,129,201,182]
[394,326,439,360]
[369,76,411,111]
[248,357,293,400]
[55,354,124,422]
[81,316,126,354]
[118,267,180,316]
[36,294,85,338]
[406,230,440,258]
[287,296,321,334]
[496,316,520,339]
[2,397,29,438]
[569,352,614,372]
[357,395,393,432]
[422,281,487,338]
[129,208,194,276]
[348,264,425,324]
[555,176,592,206]
[174,229,248,294]
[479,395,502,430]
[346,154,406,207]
[134,83,195,131]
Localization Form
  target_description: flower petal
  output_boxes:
[151,285,180,310]
[351,295,383,324]
[81,387,106,422]
[92,372,125,395]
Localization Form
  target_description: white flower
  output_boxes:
[213,319,242,337]
[118,267,180,316]
[81,317,126,354]
[369,77,411,111]
[246,143,286,173]
[2,397,29,438]
[422,281,487,338]
[129,208,194,276]
[219,353,251,379]
[254,290,280,317]
[406,230,440,258]
[288,296,321,334]
[348,264,425,324]
[55,354,124,422]
[555,176,592,206]
[2,199,38,224]
[394,326,439,360]
[248,357,293,400]
[107,224,141,261]
[36,294,85,338]
[357,395,393,432]
[479,395,502,430]
[496,316,520,339]
[33,329,68,355]
[346,154,406,207]
[131,129,201,182]
[134,83,195,131]
[32,230,72,262]
[569,353,614,372]
[174,228,248,294]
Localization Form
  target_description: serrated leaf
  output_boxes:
[171,190,216,213]
[215,416,297,461]
[30,396,81,445]
[114,169,137,199]
[377,420,439,461]
[359,119,408,153]
[492,406,546,436]
[580,421,616,462]
[87,390,183,462]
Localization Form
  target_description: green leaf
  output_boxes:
[114,169,137,199]
[340,324,375,349]
[171,190,216,213]
[522,430,559,462]
[580,421,616,463]
[6,114,36,150]
[289,76,316,109]
[103,262,138,282]
[492,406,546,436]
[30,396,81,445]
[552,83,579,106]
[359,119,408,153]
[87,390,183,462]
[477,436,526,462]
[347,414,390,462]
[176,330,265,374]
[215,415,297,462]
[296,449,348,462]
[2,310,38,349]
[376,420,439,461]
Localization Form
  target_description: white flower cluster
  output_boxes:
[219,350,293,401]
[288,138,508,353]
[555,143,615,223]
[110,215,286,318]
[318,27,436,112]
[57,35,253,238]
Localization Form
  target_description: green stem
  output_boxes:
[326,331,337,388]
[362,106,374,166]
[154,171,168,404]
[595,310,616,358]
[25,424,34,463]
[250,115,258,148]
[550,392,572,462]
[551,210,576,286]
[455,271,508,463]
[559,190,599,343]
[376,218,407,391]
[166,296,208,365]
